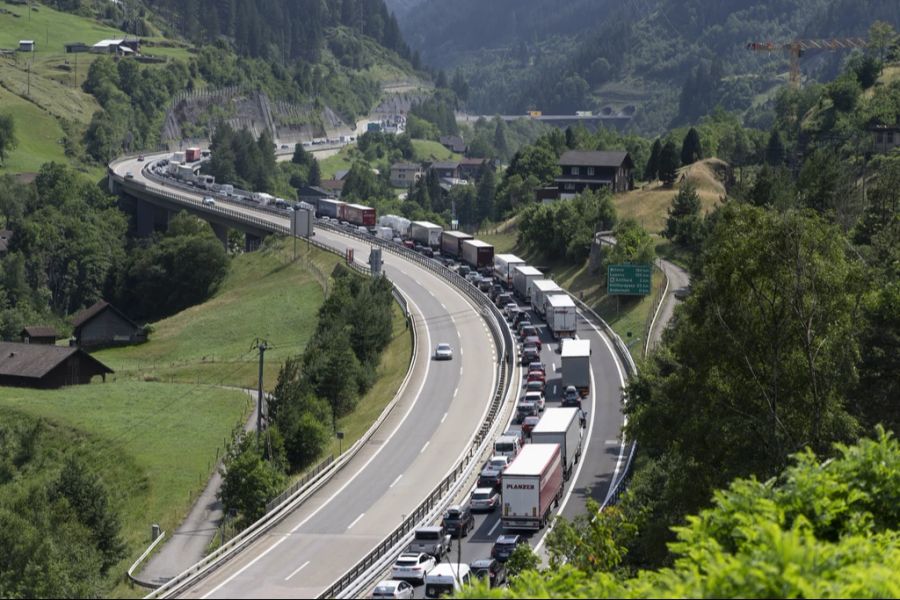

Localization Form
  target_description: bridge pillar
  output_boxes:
[244,232,265,252]
[136,198,156,237]
[210,223,229,249]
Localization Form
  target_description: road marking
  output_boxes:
[606,439,619,445]
[200,289,434,599]
[459,366,463,377]
[284,561,310,581]
[440,301,447,310]
[347,513,365,530]
[420,441,430,454]
[460,347,464,356]
[552,362,557,371]
[488,519,501,536]
[453,387,458,398]
[451,315,456,324]
[389,474,403,488]
[553,384,557,395]
[441,411,448,423]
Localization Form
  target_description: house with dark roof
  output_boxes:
[458,157,495,181]
[439,135,467,154]
[556,150,635,196]
[298,185,334,205]
[0,342,112,388]
[869,123,900,154]
[390,162,424,188]
[72,300,145,349]
[429,160,461,181]
[20,326,59,345]
[319,178,345,197]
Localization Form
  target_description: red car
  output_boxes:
[522,415,541,436]
[528,362,546,375]
[526,370,545,384]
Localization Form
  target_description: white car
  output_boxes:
[434,343,453,360]
[371,579,414,599]
[470,486,501,512]
[202,197,216,206]
[524,390,545,412]
[391,552,436,582]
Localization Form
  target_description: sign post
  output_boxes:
[607,264,652,296]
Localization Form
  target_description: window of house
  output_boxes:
[566,183,575,190]
[876,133,884,143]
[889,132,895,144]
[587,167,595,176]
[571,166,580,176]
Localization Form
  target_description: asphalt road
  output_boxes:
[111,154,500,597]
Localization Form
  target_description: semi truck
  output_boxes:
[376,226,393,240]
[185,147,202,162]
[252,192,275,206]
[531,280,563,316]
[379,214,411,238]
[461,239,494,269]
[530,407,583,480]
[501,443,564,531]
[512,266,543,301]
[410,221,443,247]
[172,151,185,163]
[494,254,525,287]
[561,339,591,398]
[440,230,472,258]
[317,198,345,219]
[340,203,376,227]
[545,294,577,338]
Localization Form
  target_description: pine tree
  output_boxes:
[476,166,497,225]
[645,138,662,181]
[664,182,703,250]
[659,141,680,185]
[765,129,786,166]
[292,142,311,166]
[308,158,321,187]
[681,127,703,165]
[493,118,509,161]
[565,126,576,149]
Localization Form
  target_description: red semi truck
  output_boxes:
[185,147,202,162]
[340,203,376,227]
[501,443,564,531]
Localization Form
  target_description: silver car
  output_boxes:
[371,579,414,599]
[434,343,453,360]
[470,487,500,512]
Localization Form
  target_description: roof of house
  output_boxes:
[431,161,460,170]
[391,162,422,171]
[72,300,139,331]
[555,177,614,185]
[320,179,345,191]
[459,157,489,166]
[21,326,59,338]
[93,39,127,47]
[334,169,350,181]
[0,342,112,379]
[439,136,467,153]
[299,185,332,197]
[559,150,633,169]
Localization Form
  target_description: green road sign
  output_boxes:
[608,264,652,295]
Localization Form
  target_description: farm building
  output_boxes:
[20,326,59,345]
[556,150,634,196]
[72,300,146,349]
[0,342,113,389]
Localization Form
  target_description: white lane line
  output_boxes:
[389,474,403,488]
[605,439,619,445]
[453,387,459,398]
[284,561,310,581]
[488,519,501,537]
[420,441,430,454]
[200,288,433,599]
[552,362,557,371]
[440,301,447,310]
[441,412,448,423]
[347,513,365,530]
[451,315,457,324]
[460,347,464,356]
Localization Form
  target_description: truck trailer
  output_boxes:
[185,147,202,162]
[461,239,494,269]
[530,407,583,480]
[317,198,345,219]
[561,338,591,398]
[512,266,543,301]
[545,294,577,338]
[379,214,411,238]
[440,230,472,258]
[410,221,443,247]
[501,443,564,531]
[531,280,563,316]
[494,254,525,287]
[340,203,376,227]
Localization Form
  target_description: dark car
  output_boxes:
[528,361,546,375]
[491,534,527,562]
[512,311,530,328]
[495,292,513,308]
[520,325,539,340]
[562,385,581,408]
[458,265,471,277]
[441,504,475,538]
[420,247,435,258]
[515,320,533,337]
[522,415,541,437]
[489,283,505,300]
[515,401,538,424]
[470,558,507,588]
[521,345,540,365]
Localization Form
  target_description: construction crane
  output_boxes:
[747,38,868,88]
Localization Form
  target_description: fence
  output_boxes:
[264,455,334,514]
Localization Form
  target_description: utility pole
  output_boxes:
[254,339,269,451]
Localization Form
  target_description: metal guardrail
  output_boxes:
[264,455,334,514]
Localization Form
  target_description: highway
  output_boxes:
[110,153,628,597]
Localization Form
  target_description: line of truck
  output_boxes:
[493,253,577,339]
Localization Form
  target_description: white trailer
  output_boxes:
[376,226,393,240]
[379,214,411,238]
[512,265,543,301]
[561,338,591,398]
[172,151,185,163]
[501,444,564,531]
[531,280,563,316]
[545,294,577,338]
[494,254,525,287]
[410,221,443,247]
[531,407,583,480]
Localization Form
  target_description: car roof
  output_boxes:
[375,580,401,589]
[397,552,425,559]
[524,416,541,423]
[496,534,520,544]
[437,343,451,348]
[470,558,495,568]
[417,525,443,533]
[473,487,495,494]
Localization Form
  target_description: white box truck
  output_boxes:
[376,226,393,240]
[531,280,563,316]
[545,294,577,338]
[561,338,591,398]
[494,254,525,287]
[410,221,442,247]
[530,407,583,480]
[512,265,543,301]
[501,443,564,531]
